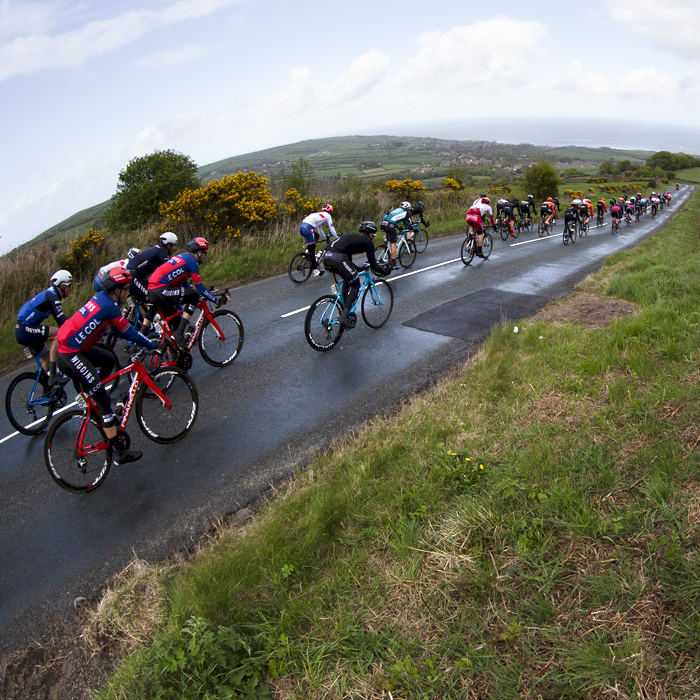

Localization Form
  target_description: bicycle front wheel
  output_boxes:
[571,226,577,242]
[44,409,111,493]
[482,233,493,259]
[413,227,428,253]
[461,236,475,266]
[538,220,544,237]
[136,367,198,444]
[6,371,54,435]
[500,224,509,241]
[288,252,312,285]
[361,280,393,328]
[305,295,343,351]
[198,310,244,367]
[398,240,416,268]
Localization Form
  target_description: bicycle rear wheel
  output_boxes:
[374,244,390,266]
[6,371,54,435]
[305,295,343,351]
[361,280,393,328]
[198,310,244,366]
[398,240,416,268]
[538,219,544,237]
[136,367,198,444]
[44,409,111,493]
[412,226,428,253]
[482,233,493,259]
[571,226,577,243]
[288,252,312,285]
[461,236,475,266]
[499,224,509,241]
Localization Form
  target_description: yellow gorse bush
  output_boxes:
[283,188,323,217]
[159,172,277,242]
[385,179,426,200]
[57,227,106,276]
[444,177,463,191]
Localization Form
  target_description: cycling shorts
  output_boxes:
[299,223,318,246]
[466,210,483,233]
[15,323,49,355]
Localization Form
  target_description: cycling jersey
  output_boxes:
[466,202,495,232]
[582,200,593,216]
[610,205,622,218]
[302,212,337,240]
[127,244,169,280]
[57,291,155,353]
[148,253,217,303]
[564,205,580,222]
[17,287,66,326]
[98,258,127,277]
[597,200,607,211]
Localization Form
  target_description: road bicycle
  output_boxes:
[579,217,590,236]
[596,210,604,226]
[152,290,243,368]
[498,218,518,241]
[625,213,633,227]
[405,221,429,253]
[44,350,198,493]
[5,344,118,435]
[374,230,416,269]
[461,226,493,265]
[304,265,393,352]
[635,208,641,222]
[611,217,620,234]
[518,215,533,234]
[563,220,577,245]
[537,215,553,237]
[288,246,326,285]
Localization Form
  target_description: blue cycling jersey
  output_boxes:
[17,287,66,326]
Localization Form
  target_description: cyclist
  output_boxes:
[640,195,648,214]
[381,201,429,269]
[676,183,680,191]
[126,232,178,309]
[563,202,580,238]
[625,199,635,224]
[465,197,496,257]
[609,197,616,211]
[322,221,391,328]
[500,198,518,237]
[540,197,556,228]
[650,193,660,215]
[518,196,536,227]
[610,201,623,228]
[146,237,224,349]
[581,198,593,229]
[94,248,140,292]
[552,196,561,219]
[299,205,338,277]
[596,197,607,222]
[16,270,72,388]
[56,268,165,465]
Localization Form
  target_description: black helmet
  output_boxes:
[359,221,378,235]
[102,267,132,293]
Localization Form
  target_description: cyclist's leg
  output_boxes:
[15,323,50,372]
[336,259,359,327]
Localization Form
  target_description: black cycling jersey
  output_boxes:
[564,205,580,222]
[330,233,382,271]
[127,244,169,280]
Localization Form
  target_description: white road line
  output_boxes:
[1,400,78,445]
[280,257,462,318]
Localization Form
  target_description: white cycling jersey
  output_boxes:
[97,258,127,277]
[476,202,494,219]
[303,212,337,239]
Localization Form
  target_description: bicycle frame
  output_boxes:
[21,348,54,409]
[74,359,172,456]
[321,269,376,326]
[157,296,226,352]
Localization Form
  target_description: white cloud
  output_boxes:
[397,17,548,92]
[607,0,700,61]
[0,0,241,81]
[0,0,57,40]
[135,45,213,67]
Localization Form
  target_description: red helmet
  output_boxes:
[481,197,490,204]
[187,237,210,253]
[321,204,333,213]
[102,267,132,293]
[546,197,553,202]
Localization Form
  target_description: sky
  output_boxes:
[2,0,700,251]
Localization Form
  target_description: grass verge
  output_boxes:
[77,191,700,699]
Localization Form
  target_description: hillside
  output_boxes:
[28,135,655,247]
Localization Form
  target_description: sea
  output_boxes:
[371,118,700,155]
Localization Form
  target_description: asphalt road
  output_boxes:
[0,185,692,656]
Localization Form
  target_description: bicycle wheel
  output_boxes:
[305,295,343,351]
[461,236,475,266]
[538,219,544,237]
[570,225,577,243]
[482,233,493,259]
[288,252,312,285]
[398,240,416,268]
[412,226,428,253]
[6,371,54,435]
[361,280,393,328]
[198,310,244,367]
[374,244,390,266]
[136,367,198,444]
[500,223,509,241]
[563,227,569,245]
[44,409,111,493]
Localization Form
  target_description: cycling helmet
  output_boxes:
[401,201,411,208]
[102,267,132,293]
[546,197,553,202]
[127,247,141,259]
[51,269,72,287]
[159,231,177,246]
[481,197,490,204]
[359,220,378,235]
[187,237,210,253]
[321,204,333,213]
[527,194,534,200]
[479,193,487,198]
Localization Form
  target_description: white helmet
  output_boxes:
[127,247,141,259]
[51,269,72,286]
[401,201,411,208]
[159,231,178,246]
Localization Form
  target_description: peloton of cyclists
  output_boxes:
[299,205,338,277]
[56,267,167,465]
[16,270,73,389]
[322,221,391,328]
[466,196,497,257]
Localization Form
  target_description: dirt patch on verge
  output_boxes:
[531,292,640,329]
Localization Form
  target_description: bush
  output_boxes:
[522,161,561,201]
[56,227,106,280]
[384,179,426,200]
